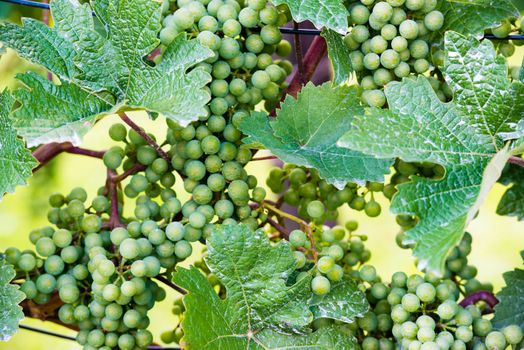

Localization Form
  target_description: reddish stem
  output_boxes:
[509,156,524,168]
[119,112,170,163]
[32,142,104,172]
[251,156,277,161]
[113,163,147,183]
[104,169,124,229]
[459,290,498,314]
[293,22,305,84]
[266,217,290,239]
[286,35,327,98]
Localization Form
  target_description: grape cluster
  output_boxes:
[159,0,293,113]
[352,266,523,350]
[344,0,446,107]
[267,164,389,223]
[4,187,199,350]
[302,234,524,350]
[285,220,371,296]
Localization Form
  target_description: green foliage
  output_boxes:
[321,29,353,85]
[309,277,368,323]
[0,256,25,342]
[339,32,524,274]
[493,252,524,329]
[497,164,524,220]
[239,83,392,189]
[174,224,363,349]
[270,0,348,34]
[438,0,519,37]
[0,90,36,198]
[0,0,212,146]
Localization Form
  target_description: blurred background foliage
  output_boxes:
[0,3,523,349]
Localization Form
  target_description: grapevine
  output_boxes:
[0,0,523,350]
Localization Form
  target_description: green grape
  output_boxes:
[351,4,371,25]
[307,200,325,218]
[174,240,193,259]
[311,276,331,296]
[399,20,419,39]
[485,331,506,350]
[373,2,394,22]
[424,11,444,31]
[503,325,523,344]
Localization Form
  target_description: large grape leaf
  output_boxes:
[339,32,524,274]
[173,224,365,349]
[270,0,348,34]
[0,256,26,341]
[493,252,524,329]
[497,164,524,221]
[174,267,358,350]
[205,224,313,333]
[438,0,519,38]
[321,29,353,85]
[0,0,213,146]
[0,90,37,199]
[238,83,393,189]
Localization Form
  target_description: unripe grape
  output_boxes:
[485,331,506,350]
[311,276,331,295]
[424,11,444,31]
[399,20,419,40]
[503,325,523,344]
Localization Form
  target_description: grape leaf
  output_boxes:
[493,252,524,329]
[270,0,348,34]
[309,277,368,323]
[497,164,524,221]
[321,29,353,85]
[205,224,313,333]
[438,0,519,38]
[238,83,392,189]
[339,32,523,273]
[174,266,358,350]
[0,90,37,199]
[0,0,213,146]
[0,256,26,341]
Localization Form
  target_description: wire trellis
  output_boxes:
[1,0,524,40]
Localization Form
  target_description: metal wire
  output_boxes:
[2,0,524,40]
[19,324,181,350]
[1,0,49,9]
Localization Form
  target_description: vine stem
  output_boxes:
[266,217,290,239]
[251,155,277,161]
[154,275,187,295]
[32,142,105,172]
[285,35,327,98]
[104,169,124,229]
[508,156,524,168]
[119,112,170,163]
[459,291,498,314]
[293,21,305,84]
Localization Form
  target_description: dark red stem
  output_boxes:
[266,217,290,240]
[509,156,524,168]
[154,275,187,295]
[286,35,327,98]
[119,112,170,163]
[104,170,124,229]
[251,156,277,161]
[459,290,498,314]
[293,22,305,84]
[32,142,104,172]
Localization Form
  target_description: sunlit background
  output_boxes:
[1,2,523,349]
